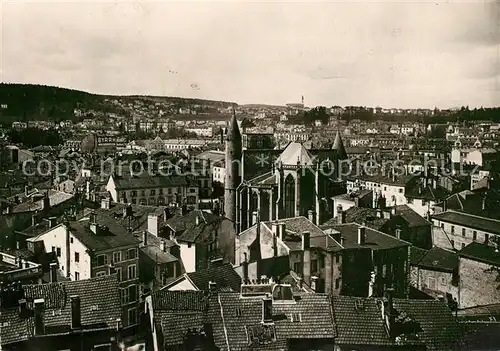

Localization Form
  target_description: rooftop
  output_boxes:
[432,210,500,235]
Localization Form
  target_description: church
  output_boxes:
[224,112,349,233]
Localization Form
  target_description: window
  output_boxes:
[167,188,172,195]
[407,198,413,204]
[427,277,436,290]
[440,277,446,286]
[116,267,122,282]
[113,251,121,264]
[128,308,137,325]
[187,243,192,248]
[96,254,108,266]
[128,285,138,302]
[311,259,318,274]
[52,246,55,253]
[141,190,146,196]
[70,237,73,244]
[96,271,106,277]
[190,188,196,193]
[473,231,477,241]
[441,223,444,229]
[127,265,137,280]
[159,188,164,194]
[127,248,137,260]
[461,243,465,249]
[56,248,61,257]
[462,228,466,237]
[121,288,129,304]
[485,234,489,244]
[335,278,341,290]
[399,188,403,193]
[451,240,455,248]
[293,262,302,276]
[131,191,137,197]
[75,252,79,263]
[451,226,455,234]
[75,272,80,281]
[318,255,325,268]
[150,189,156,196]
[422,200,427,206]
[382,264,387,278]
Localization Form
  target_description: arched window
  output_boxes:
[284,174,295,218]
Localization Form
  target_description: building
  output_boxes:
[224,112,242,227]
[106,174,199,208]
[331,293,463,350]
[161,262,241,292]
[332,189,373,218]
[25,211,141,328]
[431,210,500,251]
[164,209,237,272]
[458,242,500,308]
[1,275,123,350]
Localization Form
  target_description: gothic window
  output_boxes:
[284,174,295,218]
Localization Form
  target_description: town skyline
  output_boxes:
[1,1,499,109]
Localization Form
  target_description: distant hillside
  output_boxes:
[0,83,237,123]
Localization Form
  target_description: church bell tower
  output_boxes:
[224,110,242,226]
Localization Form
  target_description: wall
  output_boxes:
[412,267,459,301]
[68,233,92,280]
[459,257,500,308]
[180,242,196,273]
[407,198,435,218]
[37,225,70,277]
[431,219,493,250]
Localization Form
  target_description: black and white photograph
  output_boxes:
[0,0,499,349]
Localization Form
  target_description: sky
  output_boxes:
[1,0,499,108]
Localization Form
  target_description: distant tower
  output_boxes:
[224,110,242,225]
[301,95,304,105]
[332,130,347,160]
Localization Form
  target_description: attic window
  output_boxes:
[52,310,62,316]
[1,322,10,327]
[289,313,301,322]
[235,307,242,316]
[91,305,99,311]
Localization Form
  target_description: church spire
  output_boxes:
[227,108,241,141]
[332,130,347,160]
[224,108,242,226]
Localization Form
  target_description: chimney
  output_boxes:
[308,210,315,224]
[70,295,82,329]
[209,281,217,293]
[384,288,395,336]
[101,197,110,209]
[338,211,346,224]
[32,212,37,227]
[47,217,57,228]
[242,252,249,282]
[252,211,258,226]
[395,227,402,240]
[358,226,366,245]
[49,262,57,283]
[433,178,437,189]
[302,232,310,251]
[143,230,148,246]
[262,294,273,324]
[41,192,50,211]
[160,241,167,253]
[25,185,29,196]
[390,207,397,217]
[89,213,98,235]
[376,209,382,218]
[18,299,28,318]
[34,298,45,335]
[482,196,486,211]
[271,223,280,239]
[340,237,345,246]
[278,223,285,240]
[148,214,160,236]
[302,232,311,285]
[195,215,200,226]
[443,200,447,212]
[336,204,343,218]
[311,276,318,291]
[368,271,375,297]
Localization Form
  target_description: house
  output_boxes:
[25,211,141,328]
[106,174,199,208]
[1,275,122,350]
[458,242,500,308]
[331,293,463,350]
[165,209,237,272]
[410,246,459,303]
[162,262,241,292]
[431,210,500,251]
[332,189,373,218]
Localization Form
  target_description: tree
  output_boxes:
[304,106,329,126]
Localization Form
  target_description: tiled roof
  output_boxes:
[405,182,450,201]
[95,202,168,233]
[331,296,463,350]
[168,210,224,243]
[459,242,500,266]
[324,223,409,250]
[151,290,208,311]
[159,311,205,347]
[415,247,459,272]
[276,142,314,166]
[1,308,33,346]
[393,205,430,228]
[218,292,336,350]
[140,245,178,264]
[186,263,242,292]
[19,275,121,336]
[409,247,428,266]
[263,217,330,250]
[112,174,197,190]
[336,207,389,231]
[12,190,74,213]
[432,210,500,235]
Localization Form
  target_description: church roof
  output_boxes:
[277,142,313,166]
[227,110,241,141]
[332,131,347,159]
